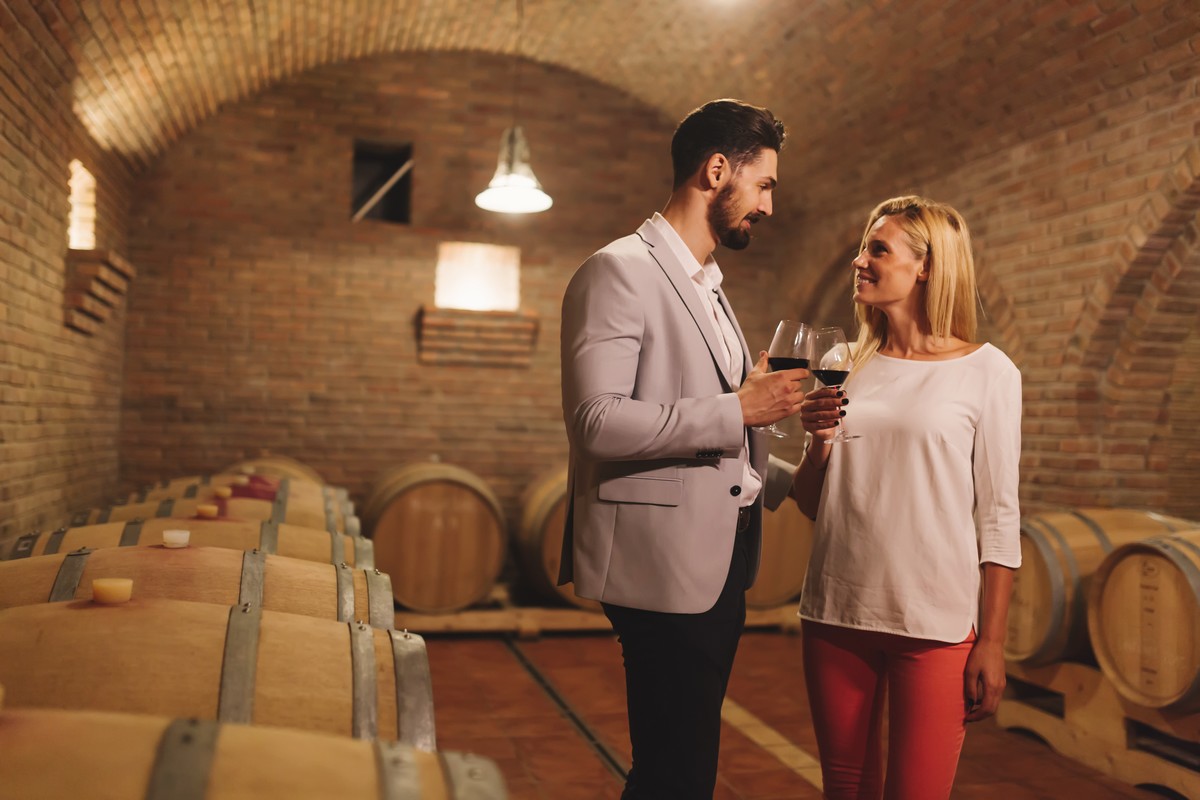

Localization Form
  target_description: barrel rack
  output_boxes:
[999,660,1200,797]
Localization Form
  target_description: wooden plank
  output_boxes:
[393,603,801,637]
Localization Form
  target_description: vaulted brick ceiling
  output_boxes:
[9,0,1197,183]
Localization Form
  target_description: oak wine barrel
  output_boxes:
[364,463,507,614]
[0,545,394,628]
[128,472,355,521]
[226,455,326,485]
[1088,527,1200,710]
[0,707,505,800]
[72,479,348,535]
[515,467,599,611]
[0,518,373,568]
[746,498,815,610]
[1005,508,1193,665]
[0,597,435,746]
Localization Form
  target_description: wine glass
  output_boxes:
[753,320,811,439]
[811,326,861,442]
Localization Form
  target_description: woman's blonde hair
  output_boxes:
[851,195,977,373]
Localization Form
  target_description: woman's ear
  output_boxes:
[916,254,931,283]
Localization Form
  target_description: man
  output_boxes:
[559,99,806,799]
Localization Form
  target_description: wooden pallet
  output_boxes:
[393,586,802,638]
[998,660,1200,797]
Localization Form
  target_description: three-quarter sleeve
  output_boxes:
[974,360,1023,567]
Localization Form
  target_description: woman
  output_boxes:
[793,195,1022,799]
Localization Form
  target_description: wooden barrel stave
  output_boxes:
[0,598,433,745]
[0,546,393,628]
[225,456,326,485]
[1088,528,1200,710]
[365,463,507,614]
[0,519,372,568]
[0,708,504,799]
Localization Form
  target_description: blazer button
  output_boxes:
[730,486,741,497]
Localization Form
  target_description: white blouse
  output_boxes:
[798,343,1023,643]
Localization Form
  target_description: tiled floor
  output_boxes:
[427,631,1165,800]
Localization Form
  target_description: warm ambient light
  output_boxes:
[68,159,96,249]
[434,242,520,311]
[475,126,553,214]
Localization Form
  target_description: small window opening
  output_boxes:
[351,142,412,223]
[68,159,96,249]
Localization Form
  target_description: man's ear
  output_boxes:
[701,153,729,191]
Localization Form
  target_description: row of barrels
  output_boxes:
[361,462,817,614]
[0,459,509,799]
[1006,508,1200,711]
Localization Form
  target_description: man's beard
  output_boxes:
[709,183,759,250]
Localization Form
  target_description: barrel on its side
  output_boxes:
[746,499,815,610]
[1088,528,1200,710]
[226,456,326,485]
[1005,508,1192,665]
[515,468,599,611]
[0,545,393,628]
[365,463,507,614]
[0,519,372,567]
[0,598,434,745]
[73,484,343,535]
[0,707,505,800]
[130,473,354,520]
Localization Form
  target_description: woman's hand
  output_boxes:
[963,637,1006,721]
[799,386,846,443]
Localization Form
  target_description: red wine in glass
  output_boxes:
[754,320,811,439]
[812,327,861,442]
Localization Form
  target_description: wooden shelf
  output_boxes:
[416,306,539,368]
[64,249,136,335]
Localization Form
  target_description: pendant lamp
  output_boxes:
[475,0,552,214]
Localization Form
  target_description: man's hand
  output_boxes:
[738,351,809,427]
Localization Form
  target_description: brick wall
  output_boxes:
[0,3,134,537]
[778,70,1200,517]
[121,51,786,525]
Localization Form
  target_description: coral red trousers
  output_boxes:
[802,620,976,800]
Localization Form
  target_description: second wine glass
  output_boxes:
[811,326,861,442]
[754,320,811,439]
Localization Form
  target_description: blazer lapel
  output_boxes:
[636,223,737,393]
[715,286,753,382]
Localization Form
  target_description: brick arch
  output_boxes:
[1076,145,1200,371]
[1071,145,1200,509]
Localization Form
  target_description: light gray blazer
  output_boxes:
[559,219,792,613]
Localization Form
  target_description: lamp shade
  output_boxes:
[475,126,553,214]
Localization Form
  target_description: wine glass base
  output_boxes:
[831,433,861,442]
[752,425,789,439]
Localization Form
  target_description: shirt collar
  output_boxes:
[648,212,724,291]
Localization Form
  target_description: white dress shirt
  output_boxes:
[648,212,762,506]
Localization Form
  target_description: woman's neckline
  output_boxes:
[874,342,992,364]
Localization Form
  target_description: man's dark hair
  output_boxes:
[670,99,785,189]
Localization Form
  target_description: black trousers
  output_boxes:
[602,531,750,800]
